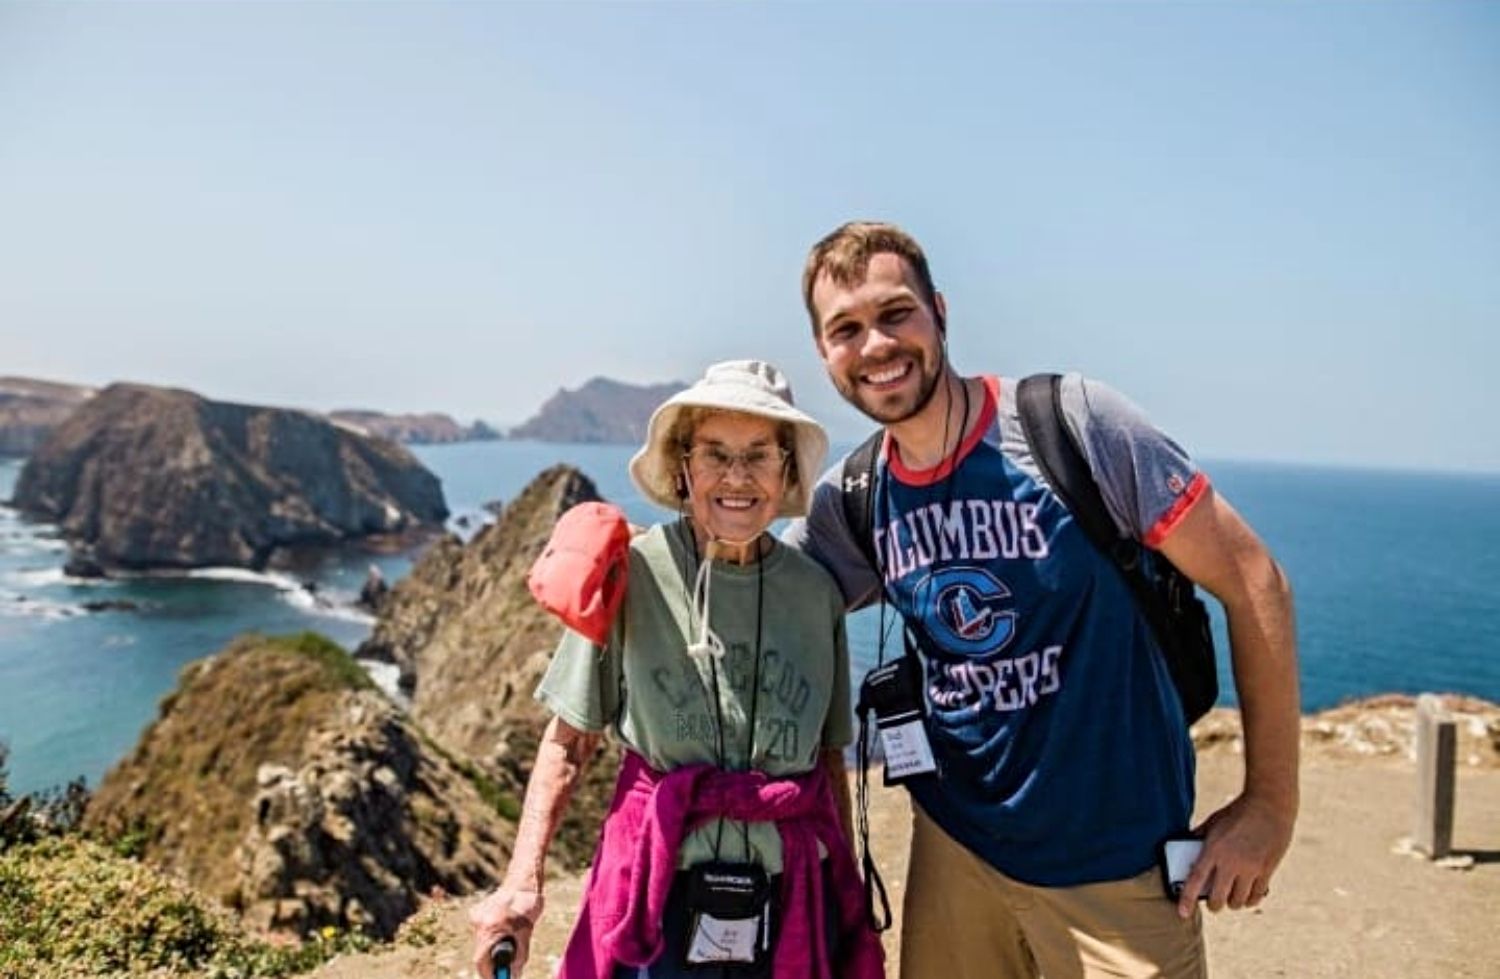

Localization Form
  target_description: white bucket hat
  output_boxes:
[630,360,828,518]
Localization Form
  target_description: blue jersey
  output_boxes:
[785,374,1210,886]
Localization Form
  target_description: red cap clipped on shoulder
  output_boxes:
[527,502,631,644]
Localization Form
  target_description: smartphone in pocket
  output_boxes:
[1158,836,1208,901]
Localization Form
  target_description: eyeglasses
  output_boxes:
[683,444,790,480]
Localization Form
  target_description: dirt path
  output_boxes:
[314,753,1500,978]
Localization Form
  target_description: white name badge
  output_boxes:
[685,911,762,964]
[879,716,938,781]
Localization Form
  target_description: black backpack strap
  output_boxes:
[1016,373,1143,571]
[1017,373,1217,722]
[840,429,885,574]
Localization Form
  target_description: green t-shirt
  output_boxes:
[536,521,853,874]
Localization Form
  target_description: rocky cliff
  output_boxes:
[358,465,620,865]
[1192,693,1500,767]
[10,383,448,572]
[508,377,685,444]
[83,633,514,941]
[0,376,95,456]
[329,409,500,445]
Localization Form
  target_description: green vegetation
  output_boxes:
[457,759,523,822]
[0,743,88,849]
[417,730,522,822]
[1,642,390,976]
[2,742,381,977]
[84,630,382,905]
[260,631,375,693]
[0,836,374,978]
[1,633,510,974]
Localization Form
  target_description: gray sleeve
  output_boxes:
[781,462,882,612]
[1057,373,1208,547]
[534,624,621,734]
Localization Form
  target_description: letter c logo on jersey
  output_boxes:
[917,567,1018,658]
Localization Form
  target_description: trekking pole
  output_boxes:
[490,936,517,979]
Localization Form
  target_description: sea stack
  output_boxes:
[11,382,448,572]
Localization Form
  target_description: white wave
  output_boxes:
[174,566,370,621]
[170,566,376,626]
[278,584,319,610]
[182,566,305,591]
[446,508,497,543]
[306,602,376,626]
[3,567,120,589]
[283,586,377,625]
[0,540,69,561]
[0,520,69,554]
[0,591,81,621]
[358,659,406,704]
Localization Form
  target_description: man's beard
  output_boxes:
[835,349,945,425]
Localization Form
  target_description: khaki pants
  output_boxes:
[901,807,1207,979]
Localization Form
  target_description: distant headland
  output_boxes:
[0,376,97,456]
[506,376,687,444]
[328,409,500,445]
[0,374,687,454]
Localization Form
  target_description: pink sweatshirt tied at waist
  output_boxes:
[559,751,884,979]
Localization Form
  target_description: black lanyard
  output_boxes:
[856,376,971,932]
[680,518,766,862]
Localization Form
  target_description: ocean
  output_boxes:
[2,444,1498,796]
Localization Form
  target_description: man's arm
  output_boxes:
[1156,486,1299,918]
[782,472,883,612]
[468,715,602,978]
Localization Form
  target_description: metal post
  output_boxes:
[1414,693,1456,859]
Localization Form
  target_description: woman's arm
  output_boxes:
[469,715,602,978]
[822,748,854,845]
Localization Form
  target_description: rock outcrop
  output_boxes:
[329,410,500,445]
[358,465,619,865]
[11,383,448,572]
[84,633,514,941]
[0,376,95,456]
[1192,693,1500,767]
[508,377,685,444]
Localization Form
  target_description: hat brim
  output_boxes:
[629,381,828,518]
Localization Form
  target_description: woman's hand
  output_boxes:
[469,886,545,978]
[466,716,601,977]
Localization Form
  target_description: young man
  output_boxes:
[783,222,1299,978]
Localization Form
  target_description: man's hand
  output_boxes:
[1159,486,1299,918]
[1178,791,1294,917]
[469,887,544,978]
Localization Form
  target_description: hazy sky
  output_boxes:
[1,1,1496,472]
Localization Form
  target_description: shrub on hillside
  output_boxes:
[0,743,88,849]
[0,834,372,977]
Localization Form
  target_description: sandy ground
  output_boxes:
[314,752,1500,979]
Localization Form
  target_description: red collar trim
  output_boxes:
[885,376,1000,487]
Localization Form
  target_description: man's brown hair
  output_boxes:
[801,221,938,332]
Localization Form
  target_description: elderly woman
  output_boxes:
[469,360,882,979]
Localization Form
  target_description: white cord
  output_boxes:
[688,551,726,659]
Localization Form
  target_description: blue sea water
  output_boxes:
[2,445,1498,796]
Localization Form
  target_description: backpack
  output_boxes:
[838,373,1218,724]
